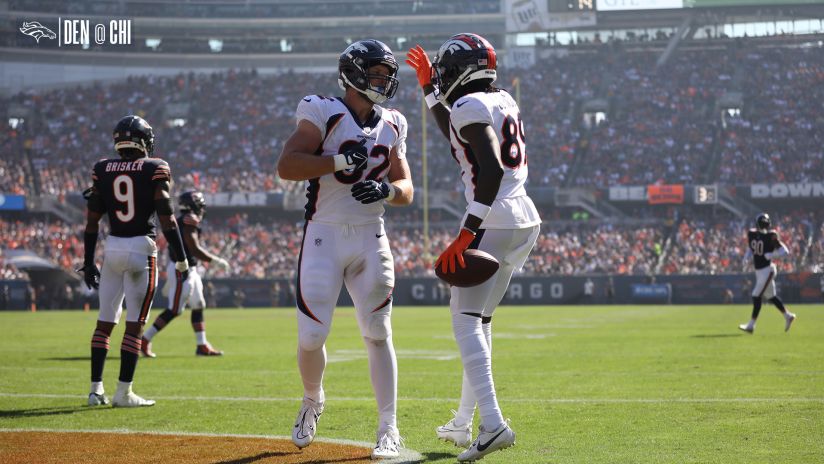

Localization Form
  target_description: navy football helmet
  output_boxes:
[179,190,206,216]
[756,213,771,231]
[432,33,497,104]
[338,39,399,104]
[113,115,154,158]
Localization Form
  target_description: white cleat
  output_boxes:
[87,392,109,406]
[436,413,472,448]
[292,397,323,449]
[785,313,796,332]
[738,324,754,334]
[457,421,515,463]
[112,390,155,408]
[371,426,401,460]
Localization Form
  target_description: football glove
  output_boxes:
[764,252,775,260]
[175,260,190,282]
[334,139,368,172]
[78,263,100,290]
[351,180,392,204]
[405,45,433,87]
[212,257,230,271]
[435,228,476,275]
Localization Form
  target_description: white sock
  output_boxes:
[748,319,756,328]
[298,345,326,403]
[451,313,503,431]
[143,326,158,341]
[454,321,492,427]
[364,336,397,435]
[195,331,207,345]
[116,381,132,394]
[90,381,104,395]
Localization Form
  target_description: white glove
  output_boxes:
[213,257,230,271]
[175,260,189,273]
[764,252,774,260]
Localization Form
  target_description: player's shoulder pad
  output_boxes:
[381,107,408,139]
[450,94,494,132]
[148,158,171,181]
[296,95,344,139]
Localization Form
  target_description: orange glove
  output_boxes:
[436,228,476,275]
[405,44,433,88]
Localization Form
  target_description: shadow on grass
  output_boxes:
[0,405,106,419]
[211,450,456,464]
[40,356,95,362]
[689,334,744,338]
[212,451,298,464]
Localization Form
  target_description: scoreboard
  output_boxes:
[548,0,596,11]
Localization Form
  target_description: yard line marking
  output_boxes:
[0,427,424,463]
[2,392,823,404]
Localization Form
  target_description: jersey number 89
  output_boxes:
[500,114,526,169]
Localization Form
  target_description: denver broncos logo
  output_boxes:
[19,21,56,43]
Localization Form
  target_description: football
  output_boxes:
[436,249,500,288]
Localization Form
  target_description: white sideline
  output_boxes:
[0,427,424,464]
[1,392,824,404]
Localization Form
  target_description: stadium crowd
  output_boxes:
[1,38,823,291]
[3,39,824,198]
[1,210,819,283]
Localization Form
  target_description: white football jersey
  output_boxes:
[295,95,408,225]
[449,90,541,229]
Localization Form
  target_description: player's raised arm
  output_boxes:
[406,45,451,139]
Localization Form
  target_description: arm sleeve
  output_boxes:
[295,96,327,139]
[449,96,493,141]
[85,164,105,213]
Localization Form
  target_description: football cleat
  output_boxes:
[738,324,754,334]
[292,397,324,449]
[371,425,401,459]
[436,411,473,448]
[112,390,155,408]
[140,337,156,358]
[457,421,515,463]
[87,392,109,406]
[196,343,224,356]
[785,312,796,332]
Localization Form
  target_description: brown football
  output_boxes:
[435,249,500,288]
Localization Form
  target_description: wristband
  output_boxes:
[333,154,347,172]
[467,201,492,221]
[385,183,396,201]
[425,92,439,109]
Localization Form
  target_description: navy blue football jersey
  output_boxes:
[747,229,780,270]
[91,157,171,239]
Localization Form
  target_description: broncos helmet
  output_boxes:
[756,213,771,231]
[432,33,497,104]
[179,190,206,216]
[338,39,399,104]
[113,115,154,158]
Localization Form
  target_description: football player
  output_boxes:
[276,39,414,459]
[141,190,229,357]
[80,115,190,407]
[407,34,541,462]
[739,213,796,333]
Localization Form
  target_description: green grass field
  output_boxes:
[1,304,822,463]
